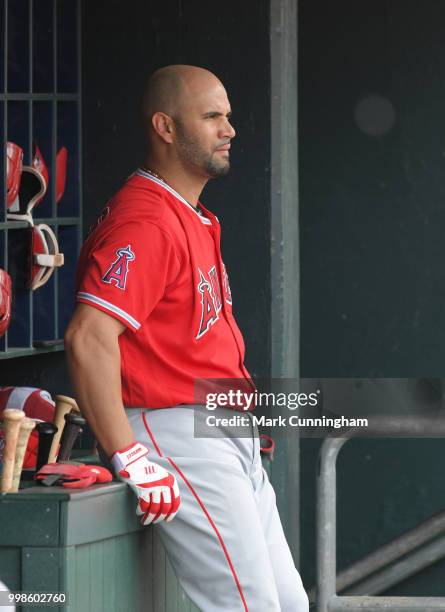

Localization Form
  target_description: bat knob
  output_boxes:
[2,409,25,422]
[36,421,58,472]
[36,422,58,436]
[64,413,86,427]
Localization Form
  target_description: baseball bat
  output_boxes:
[36,422,58,472]
[57,413,86,462]
[11,417,36,492]
[1,409,25,493]
[48,395,80,464]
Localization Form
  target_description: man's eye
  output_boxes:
[204,113,232,120]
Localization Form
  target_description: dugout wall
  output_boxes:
[299,0,445,596]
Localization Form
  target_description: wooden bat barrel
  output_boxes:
[11,417,36,492]
[1,409,25,493]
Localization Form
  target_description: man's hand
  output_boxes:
[111,442,180,525]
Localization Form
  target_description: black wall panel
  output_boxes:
[300,0,445,378]
[299,0,445,592]
[0,352,72,395]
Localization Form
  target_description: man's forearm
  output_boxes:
[65,331,134,457]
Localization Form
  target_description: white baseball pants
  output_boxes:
[126,405,309,612]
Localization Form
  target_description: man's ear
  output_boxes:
[151,112,174,144]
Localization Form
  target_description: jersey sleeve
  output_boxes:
[76,222,180,331]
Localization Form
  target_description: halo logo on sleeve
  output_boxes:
[102,244,135,290]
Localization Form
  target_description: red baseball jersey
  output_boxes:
[75,169,252,408]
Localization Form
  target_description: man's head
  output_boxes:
[142,65,235,179]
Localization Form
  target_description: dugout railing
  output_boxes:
[315,416,445,612]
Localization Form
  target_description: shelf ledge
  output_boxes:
[0,345,65,360]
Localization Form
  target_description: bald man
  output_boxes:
[65,65,308,611]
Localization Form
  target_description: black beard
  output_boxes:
[175,120,231,179]
[205,157,231,178]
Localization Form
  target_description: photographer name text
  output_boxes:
[205,414,368,429]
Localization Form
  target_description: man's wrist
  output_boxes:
[111,441,148,472]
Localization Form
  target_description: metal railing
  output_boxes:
[316,416,445,611]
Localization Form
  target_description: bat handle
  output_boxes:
[57,413,86,462]
[54,395,80,413]
[48,395,80,464]
[36,422,58,472]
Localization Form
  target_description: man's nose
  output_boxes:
[221,119,236,139]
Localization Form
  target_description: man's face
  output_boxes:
[173,81,236,178]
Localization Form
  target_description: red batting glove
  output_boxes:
[111,442,180,525]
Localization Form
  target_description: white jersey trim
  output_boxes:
[77,292,141,330]
[136,168,212,225]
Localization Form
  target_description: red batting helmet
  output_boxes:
[0,387,55,469]
[56,147,68,204]
[7,143,49,223]
[0,269,12,338]
[6,142,23,210]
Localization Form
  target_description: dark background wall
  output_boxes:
[300,0,445,593]
[0,352,71,395]
[81,0,271,380]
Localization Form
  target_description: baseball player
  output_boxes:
[65,65,308,611]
